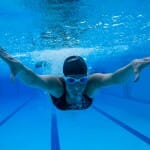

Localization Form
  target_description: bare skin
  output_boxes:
[0,47,150,105]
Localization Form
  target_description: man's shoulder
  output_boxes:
[85,73,108,97]
[39,75,63,82]
[39,75,65,97]
[87,73,104,83]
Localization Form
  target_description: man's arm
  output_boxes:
[0,47,63,97]
[86,57,150,96]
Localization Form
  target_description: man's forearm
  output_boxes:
[17,66,39,85]
[112,62,134,83]
[112,57,150,83]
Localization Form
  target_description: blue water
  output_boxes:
[0,0,150,149]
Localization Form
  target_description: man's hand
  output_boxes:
[0,47,23,81]
[132,57,150,82]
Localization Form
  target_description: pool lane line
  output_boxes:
[51,112,60,150]
[0,98,32,127]
[93,105,150,145]
[101,92,150,104]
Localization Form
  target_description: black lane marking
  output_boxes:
[51,112,60,150]
[93,105,150,145]
[0,99,32,127]
[101,92,150,104]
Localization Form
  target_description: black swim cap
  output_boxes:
[63,56,87,76]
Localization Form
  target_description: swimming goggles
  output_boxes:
[64,76,88,84]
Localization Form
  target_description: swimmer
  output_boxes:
[0,47,150,110]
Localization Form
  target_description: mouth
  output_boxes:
[72,91,80,95]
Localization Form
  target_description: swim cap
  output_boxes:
[63,56,87,76]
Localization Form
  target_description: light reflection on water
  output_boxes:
[0,0,149,51]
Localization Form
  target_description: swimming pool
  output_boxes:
[0,0,150,149]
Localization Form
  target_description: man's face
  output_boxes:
[65,74,88,96]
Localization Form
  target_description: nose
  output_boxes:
[74,83,82,91]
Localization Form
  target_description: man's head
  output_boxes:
[63,56,88,96]
[63,56,87,76]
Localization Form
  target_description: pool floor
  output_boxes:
[0,93,150,150]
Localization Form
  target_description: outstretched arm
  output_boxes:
[0,47,63,96]
[0,47,25,81]
[86,57,150,96]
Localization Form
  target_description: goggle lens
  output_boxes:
[65,76,87,84]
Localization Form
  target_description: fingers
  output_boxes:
[0,47,8,55]
[143,57,150,60]
[10,73,15,82]
[142,57,150,67]
[142,57,150,63]
[134,72,140,82]
[0,48,11,61]
[133,66,140,82]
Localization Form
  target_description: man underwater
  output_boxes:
[0,47,150,110]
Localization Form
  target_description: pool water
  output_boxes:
[0,0,150,150]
